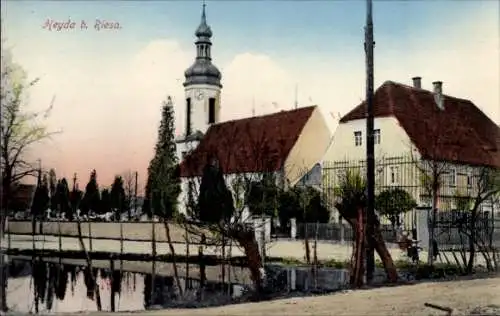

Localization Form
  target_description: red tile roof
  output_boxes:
[180,106,316,177]
[340,81,500,168]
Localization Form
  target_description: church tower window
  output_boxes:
[186,98,192,135]
[208,98,216,124]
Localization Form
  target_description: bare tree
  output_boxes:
[1,43,58,227]
[453,167,499,273]
[122,170,135,220]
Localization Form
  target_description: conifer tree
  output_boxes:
[56,178,71,219]
[81,170,100,215]
[100,189,111,216]
[69,174,82,221]
[143,96,181,220]
[110,176,126,220]
[31,170,49,220]
[48,169,57,212]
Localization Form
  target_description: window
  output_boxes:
[467,173,473,188]
[208,98,216,124]
[447,168,457,187]
[389,166,400,185]
[354,131,362,146]
[374,129,381,145]
[185,98,192,135]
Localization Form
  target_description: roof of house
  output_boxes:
[340,81,500,168]
[180,106,316,177]
[5,183,37,211]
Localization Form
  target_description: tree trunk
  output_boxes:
[371,219,398,283]
[233,229,263,294]
[76,219,102,311]
[163,221,183,297]
[345,212,398,285]
[351,207,365,288]
[466,210,477,274]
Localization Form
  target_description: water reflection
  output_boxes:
[7,259,249,314]
[6,258,359,314]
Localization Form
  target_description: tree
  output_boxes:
[69,174,82,221]
[454,167,500,273]
[144,97,180,220]
[48,169,57,212]
[80,170,100,215]
[122,170,136,219]
[55,178,71,219]
[333,169,398,287]
[375,188,417,235]
[100,189,111,216]
[31,171,49,220]
[110,176,126,220]
[1,43,56,228]
[197,159,235,223]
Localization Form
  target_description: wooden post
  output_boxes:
[199,234,206,293]
[185,228,190,290]
[151,221,156,303]
[7,218,11,250]
[120,222,124,271]
[88,221,93,253]
[110,257,115,312]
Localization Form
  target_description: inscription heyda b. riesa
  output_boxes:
[42,18,122,31]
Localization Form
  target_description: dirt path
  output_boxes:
[87,277,500,316]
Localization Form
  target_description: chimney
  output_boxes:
[412,76,422,89]
[432,81,444,109]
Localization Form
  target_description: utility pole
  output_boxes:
[134,171,138,221]
[364,0,376,283]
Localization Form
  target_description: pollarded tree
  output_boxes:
[80,170,100,216]
[333,169,398,287]
[375,188,417,235]
[144,96,181,220]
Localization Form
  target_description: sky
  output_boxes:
[2,0,499,192]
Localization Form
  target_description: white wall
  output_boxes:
[184,84,222,135]
[323,116,416,162]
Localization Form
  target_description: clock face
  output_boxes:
[196,90,204,100]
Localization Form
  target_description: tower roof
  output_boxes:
[184,3,222,88]
[195,3,212,38]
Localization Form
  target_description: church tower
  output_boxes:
[183,3,222,138]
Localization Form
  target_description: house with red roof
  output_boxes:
[175,6,331,217]
[322,77,500,220]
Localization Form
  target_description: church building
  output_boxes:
[176,5,332,216]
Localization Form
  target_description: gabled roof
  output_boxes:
[340,81,500,168]
[180,106,316,177]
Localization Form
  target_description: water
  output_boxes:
[5,258,369,314]
[6,259,248,314]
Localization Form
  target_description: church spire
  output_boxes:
[195,1,212,39]
[183,1,222,88]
